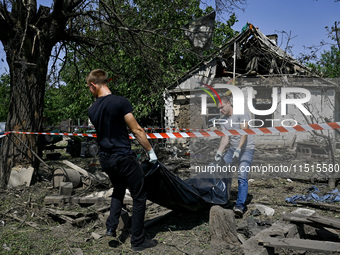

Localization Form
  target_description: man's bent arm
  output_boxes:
[124,113,152,152]
[217,135,230,153]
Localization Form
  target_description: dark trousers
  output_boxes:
[99,152,147,246]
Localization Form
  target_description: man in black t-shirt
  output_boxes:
[87,69,158,251]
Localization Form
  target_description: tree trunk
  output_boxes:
[209,205,240,246]
[0,43,51,188]
[0,0,83,188]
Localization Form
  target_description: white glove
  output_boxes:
[233,148,241,159]
[147,149,158,164]
[215,150,223,161]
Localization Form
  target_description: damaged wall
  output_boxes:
[165,76,340,147]
[165,26,339,147]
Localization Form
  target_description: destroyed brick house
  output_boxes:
[164,23,340,150]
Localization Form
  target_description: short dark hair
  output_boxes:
[86,69,109,85]
[220,95,233,106]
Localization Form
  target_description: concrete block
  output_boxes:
[59,182,73,196]
[8,166,34,188]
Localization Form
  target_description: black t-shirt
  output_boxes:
[88,94,133,154]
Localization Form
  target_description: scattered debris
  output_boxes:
[52,167,81,188]
[237,217,272,238]
[44,195,111,205]
[91,232,102,240]
[69,248,83,255]
[286,186,340,204]
[259,236,340,254]
[2,244,10,252]
[45,207,96,226]
[291,208,316,216]
[62,160,96,179]
[85,188,113,198]
[1,145,339,254]
[293,200,340,212]
[296,140,329,158]
[253,204,275,217]
[6,213,40,230]
[241,222,298,255]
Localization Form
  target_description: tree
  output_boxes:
[298,16,340,187]
[55,0,207,125]
[313,45,340,78]
[46,3,238,125]
[317,21,340,77]
[0,73,10,122]
[302,21,340,78]
[0,0,243,188]
[0,0,78,187]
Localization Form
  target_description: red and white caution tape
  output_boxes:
[0,133,8,139]
[136,122,340,139]
[8,131,97,137]
[1,122,340,140]
[43,125,216,132]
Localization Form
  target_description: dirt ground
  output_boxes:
[0,141,340,255]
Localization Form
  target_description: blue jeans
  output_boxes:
[99,152,147,246]
[223,148,255,210]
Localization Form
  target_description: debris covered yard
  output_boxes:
[0,140,340,255]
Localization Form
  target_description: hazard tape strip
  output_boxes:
[7,131,97,137]
[43,125,215,132]
[0,132,10,139]
[1,122,340,140]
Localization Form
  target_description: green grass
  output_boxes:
[0,228,62,255]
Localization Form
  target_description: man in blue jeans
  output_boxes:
[87,69,158,251]
[215,95,255,217]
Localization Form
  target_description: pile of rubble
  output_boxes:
[3,142,340,254]
[211,205,340,255]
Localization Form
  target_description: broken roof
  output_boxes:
[169,23,318,90]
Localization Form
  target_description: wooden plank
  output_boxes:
[45,208,83,217]
[62,160,95,179]
[45,207,97,225]
[282,212,313,224]
[44,195,111,205]
[259,237,340,253]
[295,201,340,212]
[95,205,111,213]
[307,214,340,229]
[49,213,75,224]
[44,195,135,206]
[6,214,40,230]
[73,216,93,226]
[283,212,340,231]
